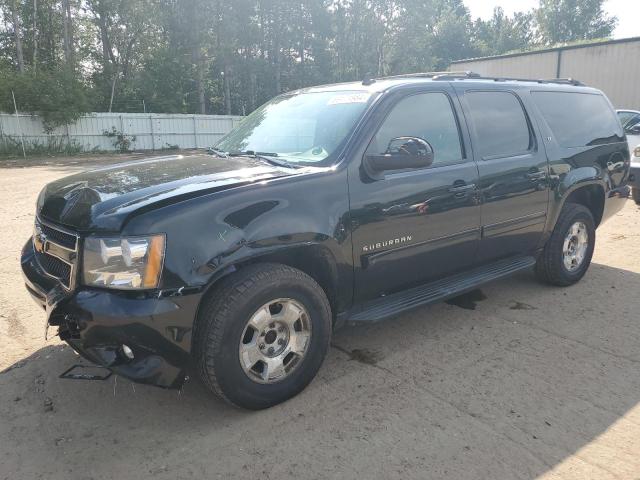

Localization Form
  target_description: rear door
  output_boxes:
[455,86,549,263]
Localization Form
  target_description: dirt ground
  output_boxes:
[1,155,640,480]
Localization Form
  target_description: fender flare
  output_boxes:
[197,239,348,314]
[547,167,607,232]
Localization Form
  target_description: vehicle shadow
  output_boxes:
[1,262,639,478]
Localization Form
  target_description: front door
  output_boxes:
[455,87,550,263]
[348,89,481,303]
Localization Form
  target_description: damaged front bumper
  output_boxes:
[21,240,202,389]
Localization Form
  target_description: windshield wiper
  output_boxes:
[207,147,229,158]
[228,150,299,169]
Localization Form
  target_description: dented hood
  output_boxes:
[37,153,295,232]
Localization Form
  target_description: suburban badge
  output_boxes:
[362,235,413,253]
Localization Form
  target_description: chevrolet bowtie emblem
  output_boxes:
[33,224,48,254]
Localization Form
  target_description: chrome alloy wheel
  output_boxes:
[562,221,589,272]
[239,298,312,384]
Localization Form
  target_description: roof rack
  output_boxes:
[471,76,585,86]
[541,78,584,86]
[373,71,585,87]
[375,71,481,81]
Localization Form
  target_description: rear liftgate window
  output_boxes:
[531,91,624,148]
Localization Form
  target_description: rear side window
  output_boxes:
[464,91,532,159]
[532,91,623,147]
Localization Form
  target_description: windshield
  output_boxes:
[214,90,373,165]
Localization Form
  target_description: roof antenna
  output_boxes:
[362,73,376,86]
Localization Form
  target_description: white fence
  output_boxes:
[0,112,244,152]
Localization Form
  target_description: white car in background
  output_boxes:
[617,110,640,205]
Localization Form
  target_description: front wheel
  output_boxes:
[633,187,640,206]
[535,203,595,286]
[194,263,332,409]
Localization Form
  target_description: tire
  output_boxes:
[535,203,595,287]
[633,188,640,206]
[194,263,332,410]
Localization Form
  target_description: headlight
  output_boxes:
[83,234,165,289]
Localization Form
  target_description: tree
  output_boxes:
[0,0,621,123]
[9,0,24,72]
[473,7,535,56]
[429,0,477,70]
[61,0,73,67]
[0,68,89,131]
[536,0,617,45]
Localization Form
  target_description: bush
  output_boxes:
[103,127,137,152]
[0,69,90,133]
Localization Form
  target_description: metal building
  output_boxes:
[450,36,640,110]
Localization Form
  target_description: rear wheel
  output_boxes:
[535,203,595,286]
[194,263,332,409]
[633,187,640,205]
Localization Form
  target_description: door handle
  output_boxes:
[526,170,546,181]
[448,183,476,197]
[448,183,475,193]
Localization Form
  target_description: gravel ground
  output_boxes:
[1,155,639,479]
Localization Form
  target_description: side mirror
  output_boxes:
[364,136,434,179]
[628,125,640,135]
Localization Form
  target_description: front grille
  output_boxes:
[39,222,77,250]
[36,252,72,288]
[34,218,78,290]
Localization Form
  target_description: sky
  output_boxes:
[464,0,640,40]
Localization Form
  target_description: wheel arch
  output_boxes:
[196,243,345,328]
[562,183,606,227]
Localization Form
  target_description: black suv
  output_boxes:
[22,72,630,409]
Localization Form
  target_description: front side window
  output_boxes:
[465,91,533,159]
[617,111,637,126]
[215,90,374,166]
[532,91,623,147]
[366,92,463,167]
[619,112,640,135]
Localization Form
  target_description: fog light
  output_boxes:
[121,344,134,360]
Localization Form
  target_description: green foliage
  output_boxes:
[0,134,84,158]
[472,7,536,57]
[0,69,90,132]
[0,0,620,121]
[536,0,617,44]
[103,127,137,152]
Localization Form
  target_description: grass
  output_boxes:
[0,135,86,158]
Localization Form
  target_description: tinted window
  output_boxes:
[617,111,637,126]
[367,92,463,166]
[465,91,532,159]
[532,91,623,147]
[620,112,640,134]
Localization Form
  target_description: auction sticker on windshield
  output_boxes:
[327,93,371,105]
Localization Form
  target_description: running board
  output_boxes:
[347,256,536,324]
